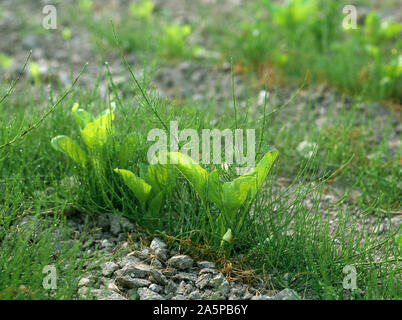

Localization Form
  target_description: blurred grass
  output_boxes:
[217,0,402,102]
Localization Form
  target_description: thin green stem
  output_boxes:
[0,63,87,150]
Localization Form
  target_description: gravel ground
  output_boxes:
[14,211,300,300]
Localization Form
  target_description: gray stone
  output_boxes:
[209,291,226,300]
[173,272,197,282]
[118,255,141,268]
[272,288,300,300]
[102,261,119,277]
[243,292,254,300]
[116,275,151,288]
[177,281,194,295]
[209,273,231,297]
[101,239,113,248]
[97,215,109,229]
[229,285,247,300]
[149,269,168,286]
[149,283,163,293]
[123,263,152,278]
[163,269,177,277]
[150,238,167,251]
[189,290,202,300]
[168,255,193,270]
[78,286,90,297]
[110,217,121,235]
[107,281,120,292]
[154,248,168,261]
[251,295,273,300]
[195,273,213,290]
[138,287,165,300]
[78,277,91,287]
[22,35,38,49]
[98,290,127,300]
[83,239,94,249]
[119,216,135,231]
[129,249,150,260]
[164,292,175,300]
[165,280,178,295]
[199,267,218,275]
[201,289,213,300]
[197,261,215,269]
[110,215,134,235]
[150,257,163,268]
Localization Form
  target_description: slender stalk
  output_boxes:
[257,75,269,156]
[111,20,169,133]
[230,58,238,130]
[0,51,32,106]
[0,63,88,150]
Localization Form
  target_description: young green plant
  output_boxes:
[161,150,278,248]
[114,162,177,216]
[51,102,138,170]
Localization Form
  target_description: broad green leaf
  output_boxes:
[72,104,94,130]
[207,170,222,207]
[114,168,152,209]
[222,176,256,215]
[148,191,165,215]
[221,149,278,224]
[383,21,402,38]
[167,152,208,201]
[365,11,381,43]
[118,132,139,168]
[51,135,87,166]
[138,162,149,181]
[81,107,115,149]
[240,149,279,192]
[147,163,177,194]
[221,228,233,244]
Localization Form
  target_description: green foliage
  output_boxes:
[78,0,92,12]
[29,62,41,85]
[163,150,278,246]
[129,0,155,20]
[0,52,12,69]
[51,135,87,166]
[270,0,319,28]
[70,1,197,61]
[362,11,402,45]
[51,103,116,167]
[62,28,72,41]
[225,1,402,101]
[114,168,152,208]
[396,234,402,254]
[158,24,194,59]
[114,163,177,215]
